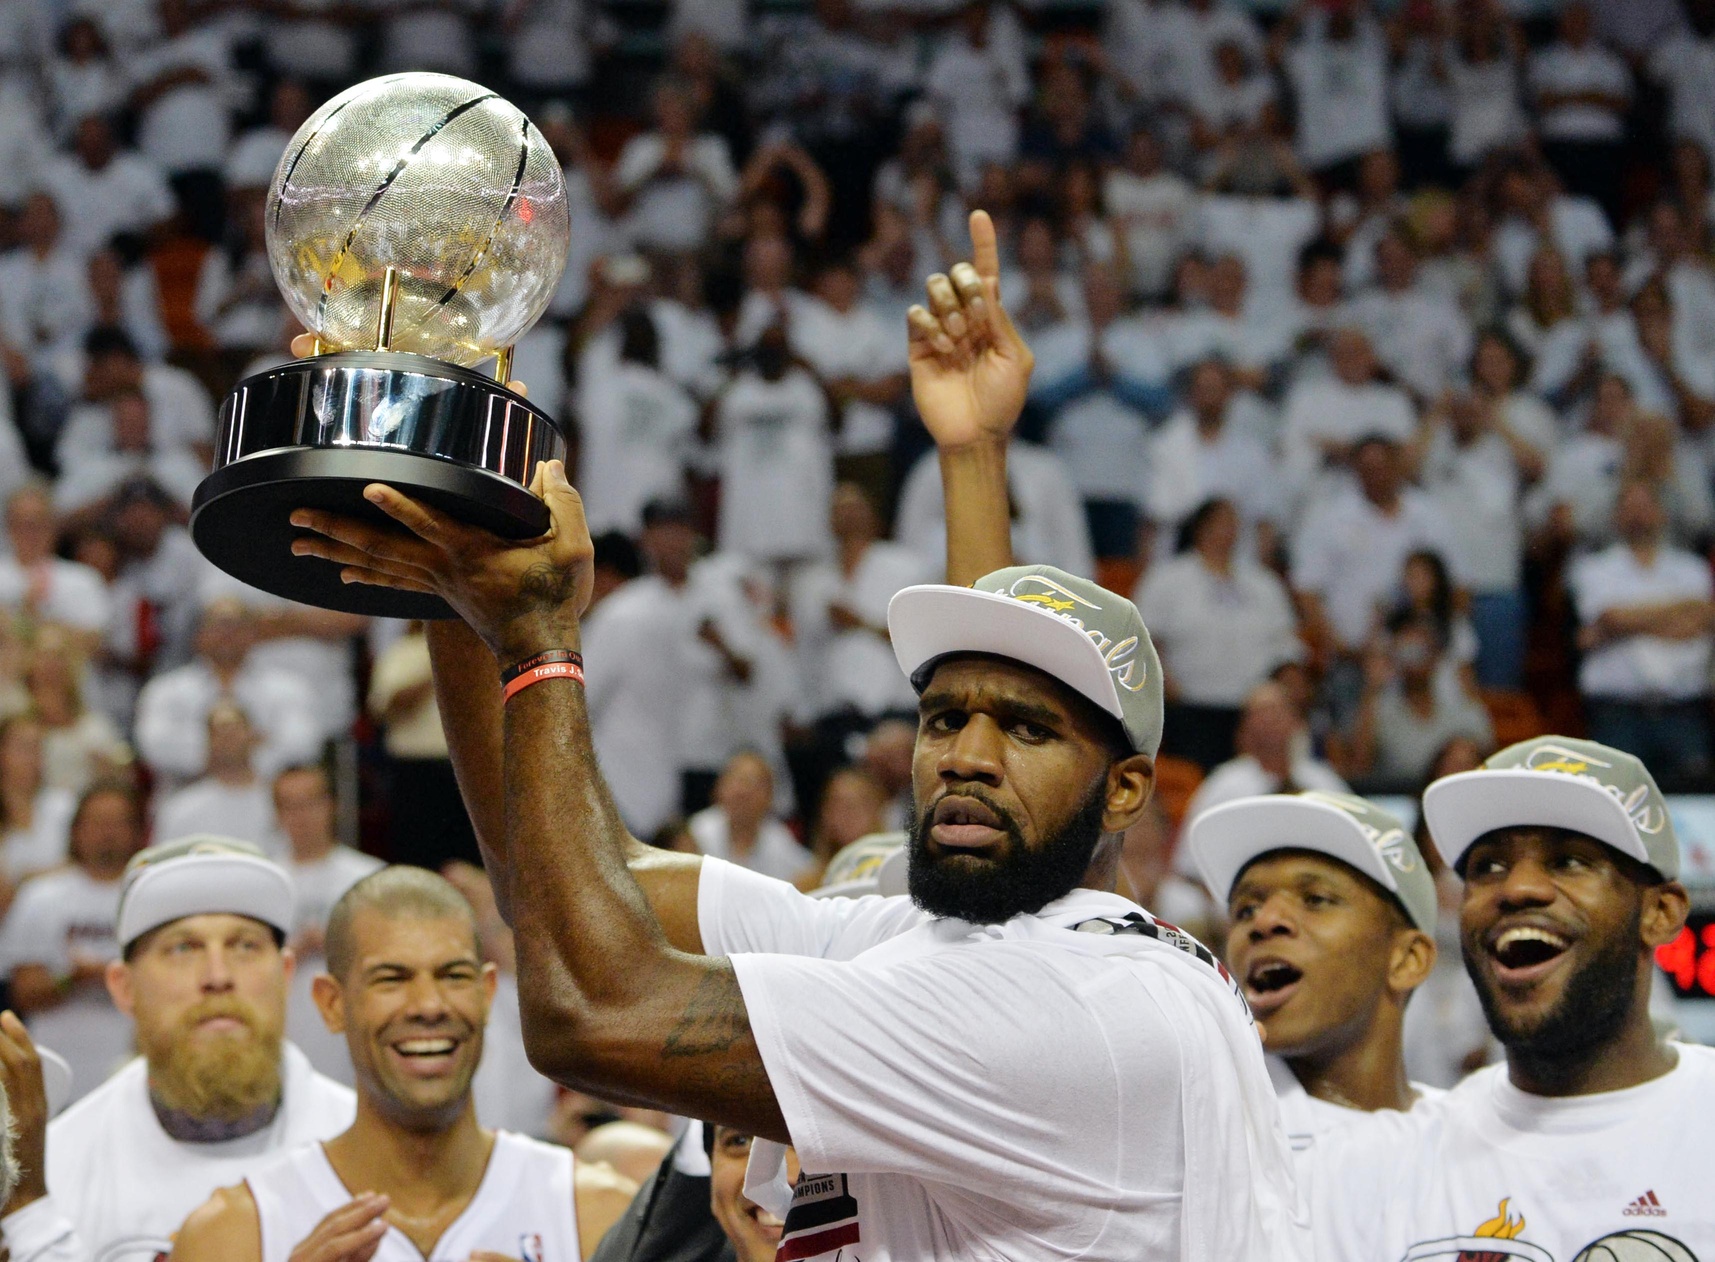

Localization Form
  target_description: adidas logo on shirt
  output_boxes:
[1621,1190,1667,1218]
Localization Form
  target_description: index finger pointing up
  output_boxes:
[969,209,1001,282]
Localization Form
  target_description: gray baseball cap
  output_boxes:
[1422,735,1679,879]
[117,835,296,949]
[1188,791,1438,933]
[888,566,1164,756]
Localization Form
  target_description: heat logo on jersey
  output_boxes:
[1398,1197,1700,1262]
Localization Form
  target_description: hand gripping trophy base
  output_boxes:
[191,351,563,619]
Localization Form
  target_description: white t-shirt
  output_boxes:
[471,973,560,1138]
[285,846,385,1085]
[925,33,1028,183]
[1570,542,1715,702]
[699,860,1307,1262]
[0,788,74,881]
[1342,287,1473,402]
[576,359,699,534]
[37,152,175,257]
[55,362,216,462]
[7,1043,355,1262]
[1650,32,1715,159]
[0,557,110,633]
[2,867,130,1104]
[1447,54,1528,165]
[1529,41,1631,143]
[789,542,933,720]
[613,132,737,252]
[789,296,908,457]
[1197,196,1321,311]
[1278,378,1417,515]
[1492,199,1614,297]
[1421,430,1524,595]
[250,1131,578,1262]
[895,442,1096,579]
[1145,408,1284,537]
[128,26,233,173]
[1292,487,1463,650]
[1104,169,1199,298]
[1307,1047,1715,1262]
[1136,555,1301,708]
[1266,1055,1442,1170]
[134,659,324,786]
[0,247,92,364]
[580,575,729,836]
[714,368,834,563]
[688,808,810,883]
[153,779,281,856]
[1284,15,1391,170]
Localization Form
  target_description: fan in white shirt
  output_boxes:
[613,81,738,252]
[1186,791,1441,1170]
[134,599,324,788]
[1491,159,1614,297]
[153,704,284,858]
[127,0,234,180]
[688,753,813,884]
[0,713,75,887]
[924,5,1030,186]
[1278,6,1391,173]
[789,484,934,723]
[710,330,836,568]
[1529,3,1631,223]
[271,764,382,1087]
[1307,735,1713,1261]
[0,836,360,1262]
[1345,230,1474,404]
[788,259,910,458]
[576,309,701,535]
[1104,127,1199,300]
[1292,436,1463,656]
[0,484,109,648]
[1647,19,1715,162]
[288,211,1308,1262]
[52,389,206,515]
[0,194,93,367]
[1145,360,1283,545]
[3,784,143,1105]
[54,327,216,466]
[1570,481,1715,782]
[36,117,174,258]
[173,866,635,1262]
[1279,329,1419,520]
[1137,500,1300,769]
[895,439,1096,578]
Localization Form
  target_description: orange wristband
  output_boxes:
[502,659,585,702]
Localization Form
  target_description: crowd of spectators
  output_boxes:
[1,0,1714,1124]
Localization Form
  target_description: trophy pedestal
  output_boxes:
[190,352,563,620]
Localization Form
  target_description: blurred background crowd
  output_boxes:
[1,0,1714,1136]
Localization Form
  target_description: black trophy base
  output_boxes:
[191,447,550,619]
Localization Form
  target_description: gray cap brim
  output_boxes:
[1422,768,1670,877]
[889,584,1127,726]
[1189,795,1436,932]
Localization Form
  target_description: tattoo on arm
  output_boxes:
[663,968,752,1058]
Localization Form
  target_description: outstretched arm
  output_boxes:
[290,468,787,1142]
[907,210,1034,586]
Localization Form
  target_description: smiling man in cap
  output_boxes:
[0,837,355,1262]
[1306,736,1714,1260]
[1186,792,1439,1158]
[289,210,1304,1261]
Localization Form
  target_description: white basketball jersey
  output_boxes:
[249,1131,580,1262]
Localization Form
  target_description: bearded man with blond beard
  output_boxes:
[0,836,355,1262]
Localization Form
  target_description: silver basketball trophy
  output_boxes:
[191,73,572,619]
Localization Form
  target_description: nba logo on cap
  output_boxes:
[518,1233,545,1262]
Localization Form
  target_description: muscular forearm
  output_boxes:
[501,660,782,1138]
[940,440,1013,585]
[428,619,704,946]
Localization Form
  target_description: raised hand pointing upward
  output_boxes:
[906,209,1034,584]
[907,209,1034,453]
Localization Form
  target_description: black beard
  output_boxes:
[907,779,1107,923]
[1464,902,1641,1066]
